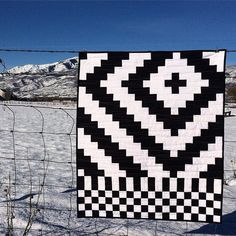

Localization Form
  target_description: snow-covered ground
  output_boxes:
[0,101,235,235]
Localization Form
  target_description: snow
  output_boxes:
[0,100,235,235]
[225,179,236,186]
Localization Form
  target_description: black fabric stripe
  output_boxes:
[77,176,84,190]
[78,107,148,177]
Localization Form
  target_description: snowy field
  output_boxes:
[0,101,235,235]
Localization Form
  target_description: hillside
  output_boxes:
[0,57,78,101]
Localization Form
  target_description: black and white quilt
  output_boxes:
[77,50,225,223]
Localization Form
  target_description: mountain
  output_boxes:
[0,57,236,101]
[226,65,236,84]
[0,57,79,101]
[8,57,78,74]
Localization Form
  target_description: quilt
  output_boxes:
[77,50,225,223]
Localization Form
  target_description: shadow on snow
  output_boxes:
[188,211,236,235]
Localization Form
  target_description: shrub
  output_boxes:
[227,86,236,102]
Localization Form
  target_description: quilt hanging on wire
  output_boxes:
[77,50,226,223]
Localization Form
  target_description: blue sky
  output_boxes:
[0,0,236,68]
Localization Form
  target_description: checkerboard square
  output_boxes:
[113,205,120,211]
[213,215,221,223]
[184,213,192,221]
[112,197,119,204]
[134,205,142,212]
[170,199,177,205]
[198,214,206,221]
[177,192,184,199]
[141,198,149,205]
[214,201,221,209]
[169,213,177,220]
[148,205,156,212]
[106,204,113,211]
[206,207,214,215]
[133,191,142,198]
[78,169,85,176]
[177,205,184,213]
[191,206,199,214]
[199,200,207,207]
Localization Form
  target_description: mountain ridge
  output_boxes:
[7,57,78,74]
[0,57,78,100]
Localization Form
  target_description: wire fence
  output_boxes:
[0,101,235,235]
[0,49,235,235]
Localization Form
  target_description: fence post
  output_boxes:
[185,221,188,235]
[154,220,157,236]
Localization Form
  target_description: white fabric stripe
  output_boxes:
[199,179,207,192]
[183,180,194,192]
[78,128,127,178]
[170,178,177,191]
[98,177,105,190]
[177,136,222,178]
[84,176,91,190]
[111,178,120,191]
[214,179,222,194]
[141,178,148,191]
[79,86,170,178]
[79,53,108,80]
[203,51,225,72]
[101,53,223,156]
[126,178,134,191]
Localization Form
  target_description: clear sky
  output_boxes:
[0,0,236,69]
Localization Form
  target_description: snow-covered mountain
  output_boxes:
[8,57,78,74]
[0,57,236,101]
[0,57,79,100]
[226,65,236,84]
